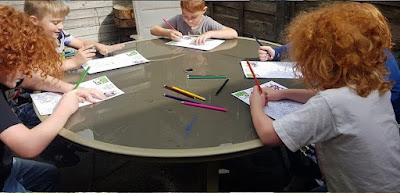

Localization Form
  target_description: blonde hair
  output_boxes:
[24,0,69,19]
[0,6,63,79]
[180,1,205,13]
[287,2,392,97]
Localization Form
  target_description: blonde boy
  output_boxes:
[150,1,238,45]
[24,1,125,71]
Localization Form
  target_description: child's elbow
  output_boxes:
[257,125,282,146]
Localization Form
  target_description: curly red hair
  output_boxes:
[0,6,62,80]
[287,2,392,97]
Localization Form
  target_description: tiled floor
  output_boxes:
[37,136,319,191]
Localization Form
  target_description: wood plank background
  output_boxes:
[206,1,400,52]
[3,0,129,44]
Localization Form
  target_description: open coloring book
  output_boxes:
[231,81,302,119]
[82,50,149,74]
[166,36,225,51]
[31,76,124,116]
[241,61,300,79]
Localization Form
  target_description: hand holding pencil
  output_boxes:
[163,19,183,41]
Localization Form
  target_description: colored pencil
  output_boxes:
[246,60,262,93]
[246,60,268,105]
[172,86,206,101]
[181,101,227,112]
[62,51,76,57]
[74,67,90,90]
[187,75,227,79]
[164,85,195,99]
[163,19,177,31]
[163,94,199,104]
[215,78,229,96]
[250,32,271,57]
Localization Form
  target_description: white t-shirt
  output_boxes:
[161,15,224,35]
[56,30,73,53]
[273,87,400,191]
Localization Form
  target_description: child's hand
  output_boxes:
[75,87,105,103]
[72,45,96,66]
[96,43,125,55]
[262,87,283,101]
[258,46,275,61]
[193,32,212,45]
[55,90,81,117]
[250,86,268,109]
[170,30,183,41]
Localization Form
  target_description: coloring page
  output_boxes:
[241,61,300,79]
[231,81,302,119]
[82,50,149,74]
[31,76,124,115]
[166,36,225,51]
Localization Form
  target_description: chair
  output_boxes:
[132,1,181,40]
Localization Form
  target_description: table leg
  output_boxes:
[206,160,220,191]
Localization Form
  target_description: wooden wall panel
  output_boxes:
[3,0,126,44]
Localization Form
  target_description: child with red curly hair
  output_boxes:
[150,0,237,45]
[0,6,104,191]
[250,2,400,191]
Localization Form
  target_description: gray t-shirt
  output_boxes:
[273,87,400,191]
[161,14,224,35]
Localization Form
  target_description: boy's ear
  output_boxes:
[29,15,39,25]
[203,6,208,13]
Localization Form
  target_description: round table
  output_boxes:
[37,37,301,190]
[42,37,303,160]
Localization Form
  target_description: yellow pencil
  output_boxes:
[172,86,206,101]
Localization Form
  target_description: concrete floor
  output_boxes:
[37,136,319,191]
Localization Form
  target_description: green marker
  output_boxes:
[74,66,90,89]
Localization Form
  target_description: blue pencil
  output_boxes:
[250,32,271,57]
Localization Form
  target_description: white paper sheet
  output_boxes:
[31,76,124,116]
[241,61,300,79]
[82,50,149,74]
[165,36,225,51]
[231,81,302,119]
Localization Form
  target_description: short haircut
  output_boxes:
[0,6,63,79]
[180,1,205,13]
[287,2,392,97]
[24,0,70,19]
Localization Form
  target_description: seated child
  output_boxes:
[0,6,103,191]
[249,2,400,191]
[150,0,238,45]
[24,0,125,71]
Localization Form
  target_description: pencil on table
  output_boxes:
[187,75,227,79]
[215,78,229,96]
[164,85,195,99]
[163,94,199,104]
[172,86,206,101]
[181,101,227,112]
